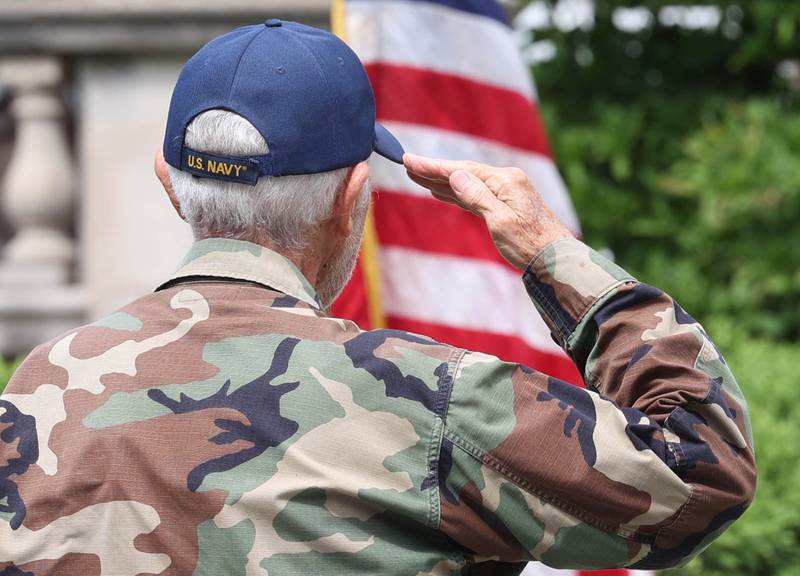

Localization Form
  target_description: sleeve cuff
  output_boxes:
[522,237,636,349]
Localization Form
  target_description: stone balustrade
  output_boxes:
[1,57,74,282]
[0,0,330,358]
[0,56,86,357]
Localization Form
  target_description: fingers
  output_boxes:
[449,170,496,215]
[401,153,570,268]
[405,171,443,190]
[404,154,500,215]
[406,171,468,208]
[405,171,455,199]
[403,153,444,180]
[403,153,494,183]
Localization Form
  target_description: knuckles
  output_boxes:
[502,167,529,185]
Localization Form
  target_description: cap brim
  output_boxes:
[373,122,405,164]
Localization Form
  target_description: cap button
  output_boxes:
[264,19,283,28]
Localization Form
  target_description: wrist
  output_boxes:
[524,227,573,268]
[522,236,636,346]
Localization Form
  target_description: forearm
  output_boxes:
[522,237,756,567]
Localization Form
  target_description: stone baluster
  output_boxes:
[0,56,74,286]
[0,56,85,357]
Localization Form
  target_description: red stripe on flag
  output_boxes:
[386,315,584,385]
[374,189,517,270]
[331,258,371,328]
[366,63,553,157]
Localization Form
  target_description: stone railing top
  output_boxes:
[0,0,331,54]
[0,57,62,92]
[0,0,329,17]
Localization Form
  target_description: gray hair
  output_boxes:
[168,110,350,249]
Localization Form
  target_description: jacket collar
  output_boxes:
[158,238,322,309]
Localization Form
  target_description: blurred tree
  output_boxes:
[525,0,800,340]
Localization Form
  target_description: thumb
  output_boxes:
[449,170,496,215]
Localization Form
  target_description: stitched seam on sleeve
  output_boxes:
[566,279,637,352]
[427,347,468,530]
[631,484,697,569]
[667,441,682,470]
[442,427,650,542]
[524,277,572,343]
[522,239,573,341]
[426,416,445,528]
[693,334,709,373]
[438,347,466,425]
[664,409,697,479]
[652,482,697,544]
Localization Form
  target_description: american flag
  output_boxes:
[331,2,651,574]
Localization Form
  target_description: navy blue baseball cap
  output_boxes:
[163,19,404,185]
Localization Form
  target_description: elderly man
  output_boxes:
[0,20,754,576]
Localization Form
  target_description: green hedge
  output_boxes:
[530,1,800,341]
[0,358,20,394]
[545,98,800,341]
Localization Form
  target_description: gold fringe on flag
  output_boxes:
[330,0,388,329]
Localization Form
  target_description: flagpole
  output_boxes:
[330,0,388,329]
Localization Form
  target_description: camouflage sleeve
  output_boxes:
[437,237,756,571]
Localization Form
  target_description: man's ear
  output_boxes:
[333,161,369,238]
[154,148,185,220]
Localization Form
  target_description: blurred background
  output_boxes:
[1,1,798,575]
[519,0,800,342]
[515,3,800,574]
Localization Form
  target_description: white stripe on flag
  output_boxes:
[519,565,578,576]
[347,0,538,100]
[370,122,581,234]
[379,246,564,354]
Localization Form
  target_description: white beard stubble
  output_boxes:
[315,185,371,310]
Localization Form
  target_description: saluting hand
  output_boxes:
[403,154,572,270]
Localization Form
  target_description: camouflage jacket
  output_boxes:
[0,237,756,575]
